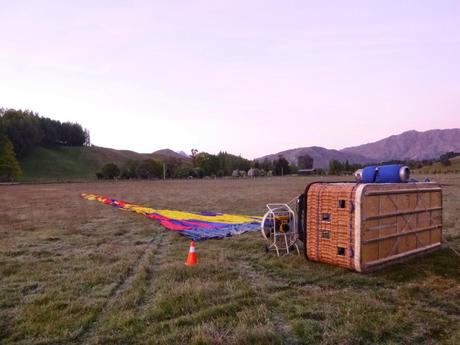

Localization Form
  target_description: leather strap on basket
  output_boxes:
[348,184,358,269]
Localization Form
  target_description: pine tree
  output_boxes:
[0,135,22,182]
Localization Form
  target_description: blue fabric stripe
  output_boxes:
[179,223,261,241]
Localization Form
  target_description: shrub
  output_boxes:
[100,163,120,179]
[136,159,162,179]
[0,135,22,182]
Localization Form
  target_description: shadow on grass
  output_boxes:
[374,248,460,283]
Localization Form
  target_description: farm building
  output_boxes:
[298,168,317,175]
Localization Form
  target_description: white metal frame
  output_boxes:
[261,203,300,256]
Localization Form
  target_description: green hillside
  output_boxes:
[19,146,155,181]
[415,156,460,174]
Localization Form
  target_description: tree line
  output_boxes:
[97,151,255,180]
[0,108,90,157]
[0,108,90,181]
[98,152,317,180]
[327,151,460,176]
[369,154,460,170]
[328,160,363,175]
[439,152,460,166]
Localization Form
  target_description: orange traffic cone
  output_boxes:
[185,241,197,266]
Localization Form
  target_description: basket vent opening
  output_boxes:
[337,247,346,256]
[321,213,331,221]
[321,230,330,239]
[338,200,346,209]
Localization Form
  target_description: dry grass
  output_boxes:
[0,176,459,344]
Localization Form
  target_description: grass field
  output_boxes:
[1,176,459,344]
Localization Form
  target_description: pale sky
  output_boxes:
[1,1,459,159]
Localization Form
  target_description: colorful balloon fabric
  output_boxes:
[81,194,262,241]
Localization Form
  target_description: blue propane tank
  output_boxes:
[355,164,410,183]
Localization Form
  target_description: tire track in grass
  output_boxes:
[136,234,174,316]
[236,261,300,345]
[132,239,287,344]
[71,230,167,344]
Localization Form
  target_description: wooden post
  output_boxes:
[163,163,166,180]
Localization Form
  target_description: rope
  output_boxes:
[443,234,460,257]
[286,195,300,208]
[450,246,460,257]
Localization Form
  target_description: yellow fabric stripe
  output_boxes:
[81,193,261,224]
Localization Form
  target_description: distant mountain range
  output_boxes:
[257,128,460,169]
[153,149,191,160]
[20,128,460,180]
[342,129,460,162]
[257,146,371,169]
[177,150,189,157]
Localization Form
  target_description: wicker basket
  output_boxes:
[304,182,442,272]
